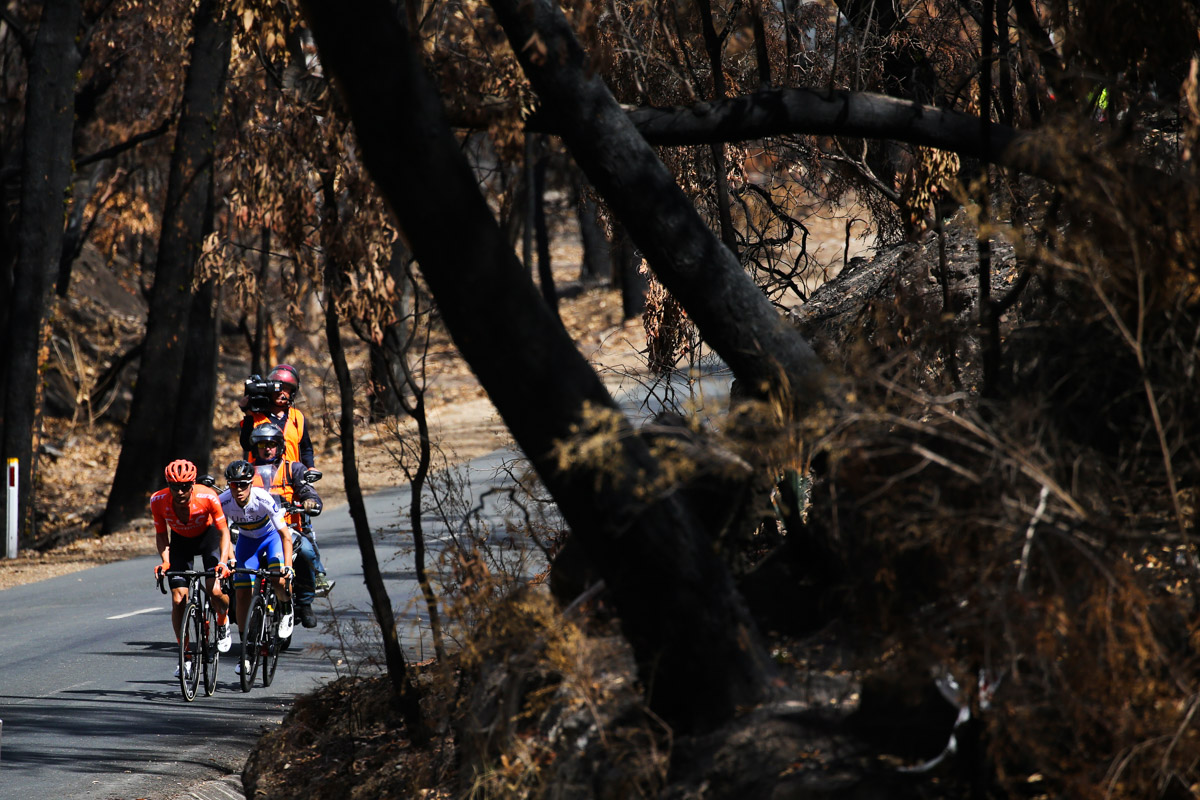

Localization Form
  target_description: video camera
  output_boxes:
[243,374,284,412]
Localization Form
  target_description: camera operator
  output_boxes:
[238,364,315,468]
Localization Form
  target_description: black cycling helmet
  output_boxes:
[225,460,255,483]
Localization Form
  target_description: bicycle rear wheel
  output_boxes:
[202,603,220,696]
[261,603,281,687]
[180,602,202,701]
[240,595,265,693]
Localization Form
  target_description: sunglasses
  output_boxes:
[168,481,194,491]
[229,480,253,489]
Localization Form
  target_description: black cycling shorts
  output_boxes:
[167,525,222,589]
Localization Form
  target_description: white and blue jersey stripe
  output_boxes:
[219,486,288,540]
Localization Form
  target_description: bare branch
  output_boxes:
[76,118,172,169]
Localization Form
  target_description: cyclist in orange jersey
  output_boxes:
[151,459,235,673]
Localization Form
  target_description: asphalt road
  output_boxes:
[0,448,523,800]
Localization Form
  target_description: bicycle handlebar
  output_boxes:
[155,568,222,594]
[232,566,291,579]
[280,502,321,518]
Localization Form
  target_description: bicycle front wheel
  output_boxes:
[180,602,202,701]
[202,603,220,696]
[261,604,281,687]
[240,595,265,693]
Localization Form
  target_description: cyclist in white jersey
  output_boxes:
[220,460,295,643]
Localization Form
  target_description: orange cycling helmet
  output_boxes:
[164,459,197,484]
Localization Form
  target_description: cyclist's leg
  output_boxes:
[202,560,233,654]
[235,587,252,642]
[264,533,290,603]
[170,586,189,639]
[233,533,264,636]
[199,525,230,617]
[263,533,293,636]
[166,532,197,640]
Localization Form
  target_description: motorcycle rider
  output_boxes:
[248,422,326,629]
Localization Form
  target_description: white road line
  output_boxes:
[14,680,95,704]
[107,606,162,620]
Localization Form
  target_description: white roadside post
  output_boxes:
[6,457,17,558]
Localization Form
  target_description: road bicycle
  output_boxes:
[156,568,226,701]
[232,565,289,692]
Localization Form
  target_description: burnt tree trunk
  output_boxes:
[618,89,1049,180]
[172,125,228,472]
[1,0,82,549]
[611,222,646,320]
[574,176,610,285]
[368,238,412,421]
[486,0,827,415]
[318,167,429,741]
[695,0,738,254]
[301,0,781,731]
[172,276,222,474]
[56,160,108,297]
[103,0,231,532]
[251,224,272,377]
[531,134,560,323]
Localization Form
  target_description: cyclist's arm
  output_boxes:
[263,500,294,571]
[268,500,290,535]
[151,504,171,574]
[156,532,171,574]
[280,526,294,574]
[214,519,234,574]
